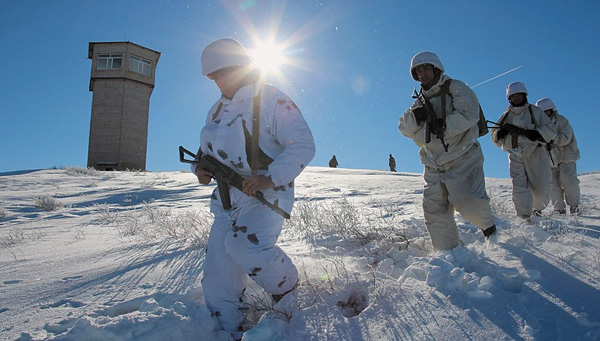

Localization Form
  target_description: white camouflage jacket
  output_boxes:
[399,74,482,169]
[198,83,315,188]
[549,110,580,165]
[491,104,557,159]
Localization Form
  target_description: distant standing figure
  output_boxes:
[389,154,397,172]
[536,98,581,215]
[490,82,556,220]
[329,155,338,168]
[398,51,497,251]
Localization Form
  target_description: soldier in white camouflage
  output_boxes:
[399,51,496,251]
[491,82,557,220]
[194,38,315,337]
[536,97,581,215]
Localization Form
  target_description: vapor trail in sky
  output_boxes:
[471,66,523,89]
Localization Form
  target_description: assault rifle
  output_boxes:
[486,120,531,136]
[486,120,555,165]
[412,88,449,152]
[179,146,290,219]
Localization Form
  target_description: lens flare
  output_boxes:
[250,41,286,76]
[219,0,345,89]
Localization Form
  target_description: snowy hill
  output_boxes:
[1,167,599,340]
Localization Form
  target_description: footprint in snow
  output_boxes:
[40,299,86,309]
[3,280,22,285]
[61,275,83,281]
[338,287,369,318]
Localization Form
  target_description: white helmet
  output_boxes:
[410,51,445,81]
[506,82,528,101]
[535,98,556,111]
[201,38,252,76]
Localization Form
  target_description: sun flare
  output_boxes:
[249,41,286,75]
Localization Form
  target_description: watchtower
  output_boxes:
[87,41,160,171]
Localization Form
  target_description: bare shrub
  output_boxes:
[296,257,372,318]
[116,203,212,247]
[169,209,212,246]
[94,203,118,224]
[0,228,25,247]
[324,197,371,244]
[579,195,599,215]
[367,198,411,245]
[63,166,101,177]
[286,196,410,249]
[238,286,281,330]
[33,195,63,211]
[488,189,514,216]
[117,214,144,237]
[237,258,369,330]
[286,197,373,245]
[0,228,26,261]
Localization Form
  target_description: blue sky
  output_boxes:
[1,0,599,178]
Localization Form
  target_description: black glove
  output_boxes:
[412,107,427,124]
[496,128,509,140]
[429,118,445,135]
[523,129,544,142]
[497,123,519,141]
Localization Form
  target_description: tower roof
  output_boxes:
[88,41,161,62]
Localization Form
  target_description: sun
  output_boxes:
[249,40,286,76]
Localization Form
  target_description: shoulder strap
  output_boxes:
[528,104,537,126]
[440,79,452,121]
[440,79,489,137]
[251,86,262,176]
[498,108,510,126]
[211,102,223,121]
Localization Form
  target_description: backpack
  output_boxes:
[438,79,489,137]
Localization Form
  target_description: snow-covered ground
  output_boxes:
[1,167,599,340]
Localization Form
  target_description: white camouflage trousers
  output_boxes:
[550,162,580,211]
[508,146,552,217]
[423,145,495,251]
[202,187,297,332]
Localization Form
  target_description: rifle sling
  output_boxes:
[439,79,451,123]
[251,86,261,177]
[211,102,224,121]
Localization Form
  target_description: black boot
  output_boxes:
[272,282,298,303]
[483,225,496,238]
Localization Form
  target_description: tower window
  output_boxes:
[129,55,152,76]
[97,54,123,69]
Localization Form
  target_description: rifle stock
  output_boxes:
[179,146,291,219]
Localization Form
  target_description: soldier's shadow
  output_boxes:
[445,242,600,340]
